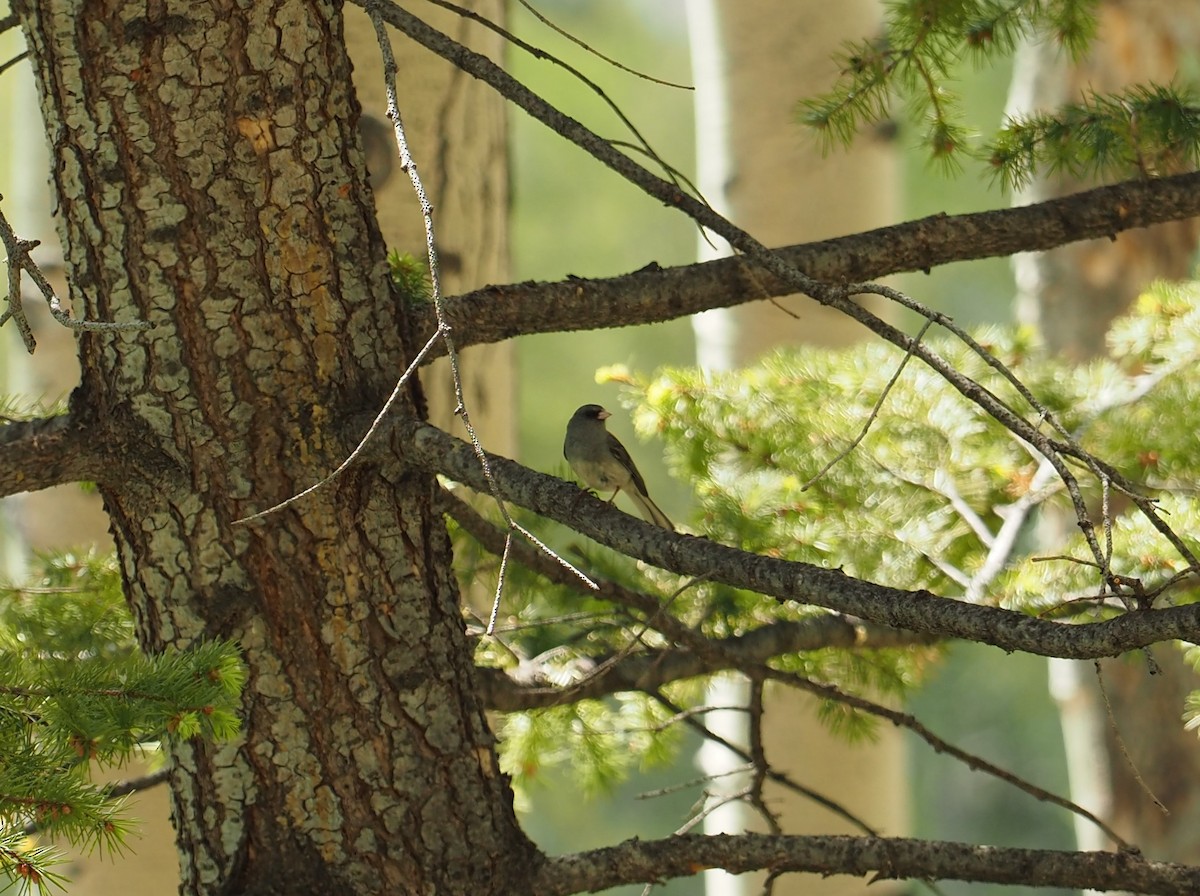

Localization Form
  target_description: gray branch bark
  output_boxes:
[411,423,1200,659]
[0,413,102,496]
[420,171,1200,356]
[476,616,934,712]
[533,832,1200,895]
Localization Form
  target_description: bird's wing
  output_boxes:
[606,431,649,494]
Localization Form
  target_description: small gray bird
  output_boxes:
[564,404,674,530]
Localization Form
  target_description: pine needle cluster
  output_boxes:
[798,0,1200,187]
[0,552,243,893]
[989,82,1200,189]
[387,249,432,304]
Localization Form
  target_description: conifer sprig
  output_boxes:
[797,0,1200,187]
[987,83,1200,190]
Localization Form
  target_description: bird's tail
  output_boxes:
[630,492,674,531]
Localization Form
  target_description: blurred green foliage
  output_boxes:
[635,283,1200,616]
[481,278,1200,896]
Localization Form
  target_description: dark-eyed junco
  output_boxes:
[563,404,674,530]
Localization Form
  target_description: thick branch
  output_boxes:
[410,423,1200,659]
[533,832,1200,896]
[0,414,101,497]
[423,171,1200,353]
[446,491,936,710]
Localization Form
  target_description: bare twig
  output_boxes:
[648,688,880,837]
[0,51,27,77]
[637,762,754,801]
[513,0,693,90]
[232,328,443,523]
[366,8,596,602]
[745,678,781,835]
[871,282,1200,577]
[1095,659,1169,815]
[539,590,683,703]
[486,532,515,635]
[0,198,152,353]
[844,281,1113,579]
[761,666,1133,851]
[675,784,753,835]
[422,0,694,198]
[802,318,933,490]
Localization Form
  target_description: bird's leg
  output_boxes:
[568,484,594,515]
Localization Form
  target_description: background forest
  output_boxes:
[2,0,1199,895]
[508,6,1068,892]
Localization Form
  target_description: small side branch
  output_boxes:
[22,769,169,837]
[0,198,152,353]
[474,617,934,713]
[0,414,102,498]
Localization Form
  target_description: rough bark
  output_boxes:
[532,833,1200,896]
[14,2,533,894]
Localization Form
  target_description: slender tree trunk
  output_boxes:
[1008,0,1200,873]
[688,3,904,895]
[14,2,533,893]
[690,0,894,365]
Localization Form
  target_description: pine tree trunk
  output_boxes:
[14,2,533,893]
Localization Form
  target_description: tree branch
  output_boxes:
[533,832,1200,896]
[367,3,1200,584]
[475,616,931,713]
[454,464,1120,848]
[410,423,1200,659]
[0,197,153,353]
[0,414,101,497]
[445,490,934,710]
[360,0,1200,354]
[424,171,1200,352]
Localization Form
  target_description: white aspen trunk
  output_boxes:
[688,2,905,894]
[1007,3,1200,885]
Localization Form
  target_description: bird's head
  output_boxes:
[574,404,611,422]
